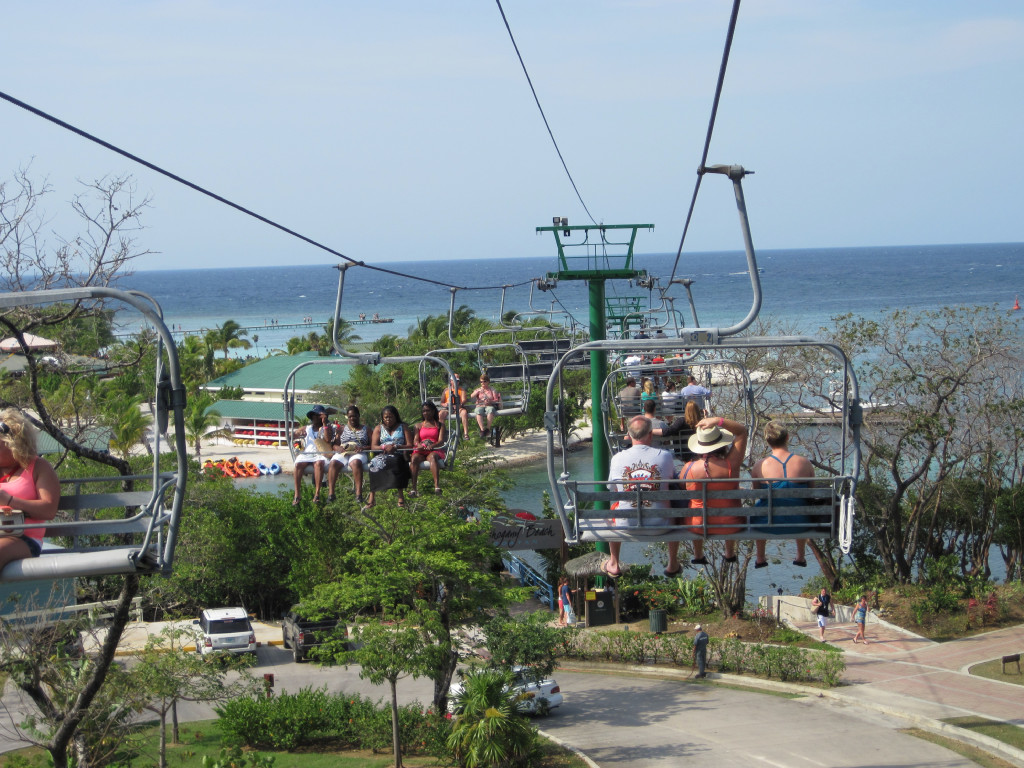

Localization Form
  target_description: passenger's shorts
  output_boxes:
[475,405,497,416]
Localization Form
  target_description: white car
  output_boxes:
[193,607,257,656]
[449,666,563,716]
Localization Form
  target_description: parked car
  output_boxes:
[448,666,563,716]
[193,607,256,656]
[281,606,343,663]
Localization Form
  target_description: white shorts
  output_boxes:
[295,450,327,465]
[817,614,828,628]
[330,452,367,468]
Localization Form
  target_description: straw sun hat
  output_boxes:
[687,423,735,454]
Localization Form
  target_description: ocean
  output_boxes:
[123,242,1022,595]
[117,242,1024,354]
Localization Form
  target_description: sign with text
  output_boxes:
[490,513,564,551]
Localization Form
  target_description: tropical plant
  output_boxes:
[104,393,153,459]
[205,319,251,358]
[447,668,538,768]
[182,392,225,461]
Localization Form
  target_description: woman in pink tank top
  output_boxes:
[0,408,61,573]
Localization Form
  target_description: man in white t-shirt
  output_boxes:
[602,415,679,578]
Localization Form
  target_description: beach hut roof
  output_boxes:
[0,333,58,352]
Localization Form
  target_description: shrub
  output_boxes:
[716,638,747,673]
[811,649,846,687]
[216,687,338,750]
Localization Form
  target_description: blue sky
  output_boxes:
[2,1,1022,272]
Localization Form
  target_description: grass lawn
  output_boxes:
[901,728,1019,768]
[969,659,1024,687]
[941,716,1024,751]
[0,719,588,768]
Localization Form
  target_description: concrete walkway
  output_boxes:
[785,604,1024,730]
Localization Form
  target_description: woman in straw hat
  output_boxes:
[679,416,748,564]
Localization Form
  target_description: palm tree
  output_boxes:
[447,669,537,768]
[105,394,153,460]
[182,392,225,462]
[324,317,361,352]
[206,320,251,358]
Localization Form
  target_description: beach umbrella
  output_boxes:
[0,333,58,352]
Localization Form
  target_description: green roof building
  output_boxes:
[202,352,353,398]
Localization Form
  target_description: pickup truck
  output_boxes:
[280,607,342,663]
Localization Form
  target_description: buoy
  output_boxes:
[1013,295,1020,311]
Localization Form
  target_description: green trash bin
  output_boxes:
[649,608,668,634]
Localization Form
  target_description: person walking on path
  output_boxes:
[853,595,869,644]
[693,624,709,678]
[812,587,834,641]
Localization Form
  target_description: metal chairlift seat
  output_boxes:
[0,287,188,582]
[545,335,862,553]
[284,354,462,473]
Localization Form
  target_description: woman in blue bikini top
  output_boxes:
[750,422,815,569]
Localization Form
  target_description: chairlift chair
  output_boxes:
[545,335,862,554]
[0,287,188,582]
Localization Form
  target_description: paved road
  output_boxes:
[0,644,992,766]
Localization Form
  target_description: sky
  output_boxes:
[1,1,1022,273]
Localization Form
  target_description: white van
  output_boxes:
[193,607,256,656]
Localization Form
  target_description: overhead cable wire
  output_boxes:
[0,89,538,294]
[666,0,742,287]
[495,0,598,226]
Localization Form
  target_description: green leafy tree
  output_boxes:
[332,606,439,768]
[133,626,260,768]
[306,474,512,712]
[481,613,561,680]
[447,668,538,768]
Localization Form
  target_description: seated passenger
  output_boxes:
[410,401,446,497]
[751,422,814,568]
[640,378,658,405]
[327,405,370,504]
[602,415,678,578]
[0,408,60,574]
[674,416,748,566]
[642,399,668,431]
[439,375,470,438]
[366,405,412,508]
[680,374,711,410]
[293,405,331,505]
[661,379,682,413]
[617,377,641,431]
[470,374,501,439]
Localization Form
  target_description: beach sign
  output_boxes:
[491,511,564,550]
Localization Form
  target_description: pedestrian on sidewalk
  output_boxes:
[811,587,834,641]
[693,624,709,678]
[853,595,869,644]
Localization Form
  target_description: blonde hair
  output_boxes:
[642,379,655,394]
[764,421,789,448]
[0,408,39,468]
[684,401,703,428]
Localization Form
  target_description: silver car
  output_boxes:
[194,607,257,656]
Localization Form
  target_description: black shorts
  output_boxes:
[24,537,42,557]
